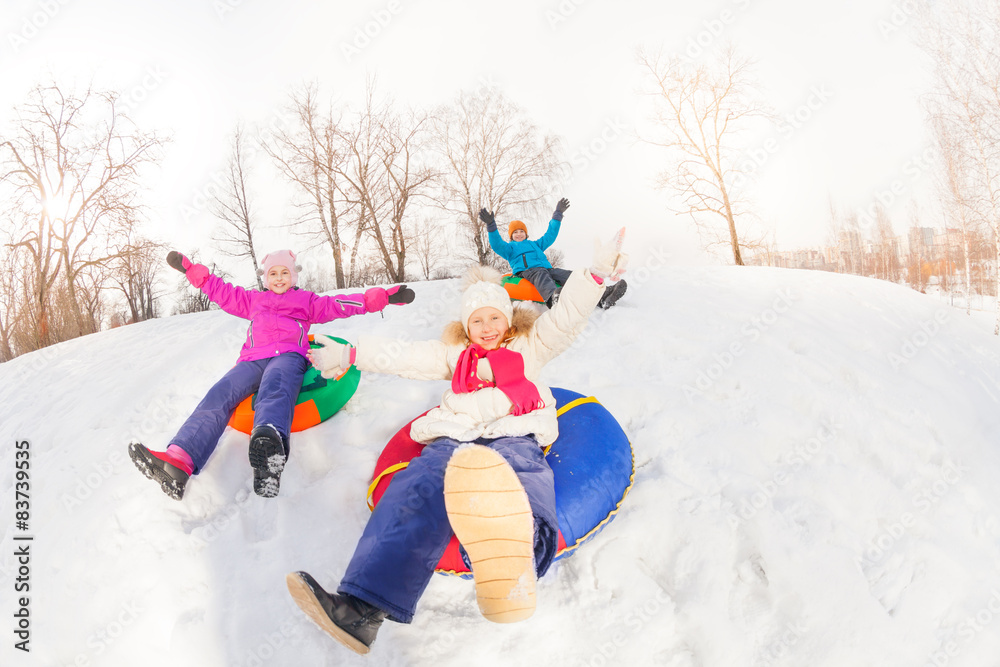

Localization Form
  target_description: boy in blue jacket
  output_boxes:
[480,198,626,309]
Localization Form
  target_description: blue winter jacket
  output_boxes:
[487,218,562,273]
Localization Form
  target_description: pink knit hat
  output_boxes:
[258,250,301,287]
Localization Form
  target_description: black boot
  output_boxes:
[128,441,189,500]
[544,286,562,309]
[286,571,386,655]
[248,423,286,498]
[597,279,627,309]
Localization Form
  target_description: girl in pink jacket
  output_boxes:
[129,249,414,500]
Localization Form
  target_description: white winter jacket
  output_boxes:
[355,269,605,447]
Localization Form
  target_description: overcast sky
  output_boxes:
[1,0,935,280]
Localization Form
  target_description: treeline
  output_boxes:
[0,80,565,361]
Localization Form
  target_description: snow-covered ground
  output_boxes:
[3,264,1000,667]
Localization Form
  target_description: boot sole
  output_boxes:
[444,445,536,623]
[285,572,370,655]
[599,280,627,309]
[128,441,186,501]
[249,431,285,498]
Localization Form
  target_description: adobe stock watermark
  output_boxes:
[878,0,918,40]
[340,0,404,63]
[924,586,1000,667]
[70,598,144,666]
[886,310,949,370]
[548,117,628,196]
[8,0,71,53]
[857,460,967,569]
[575,589,673,667]
[60,449,127,511]
[234,618,303,667]
[728,418,841,526]
[545,0,593,30]
[214,0,248,20]
[857,145,937,232]
[756,620,807,667]
[731,84,834,190]
[683,288,798,401]
[679,0,754,63]
[179,107,296,222]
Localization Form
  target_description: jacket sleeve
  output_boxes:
[354,335,454,381]
[536,218,562,252]
[488,227,513,260]
[200,274,253,319]
[520,269,604,367]
[308,291,369,323]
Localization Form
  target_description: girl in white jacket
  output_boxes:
[286,233,627,655]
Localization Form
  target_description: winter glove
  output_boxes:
[386,284,415,305]
[363,287,389,313]
[307,337,355,380]
[479,208,497,233]
[552,197,570,221]
[590,228,628,281]
[167,250,210,289]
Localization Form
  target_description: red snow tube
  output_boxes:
[501,274,545,302]
[366,388,634,577]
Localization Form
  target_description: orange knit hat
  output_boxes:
[508,220,527,239]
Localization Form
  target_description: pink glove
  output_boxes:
[364,287,389,313]
[187,263,210,289]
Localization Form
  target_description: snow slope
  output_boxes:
[3,264,1000,667]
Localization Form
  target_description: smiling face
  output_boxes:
[467,306,510,350]
[266,265,293,294]
[511,229,527,242]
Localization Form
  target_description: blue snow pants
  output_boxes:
[338,435,559,624]
[518,267,573,302]
[170,352,308,473]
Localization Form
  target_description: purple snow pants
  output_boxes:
[170,352,308,473]
[338,435,558,624]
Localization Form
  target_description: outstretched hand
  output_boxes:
[307,337,354,380]
[387,284,415,305]
[591,228,628,281]
[555,198,570,214]
[479,208,497,233]
[166,251,191,273]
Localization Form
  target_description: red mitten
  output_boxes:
[186,263,210,289]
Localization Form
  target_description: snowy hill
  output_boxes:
[3,264,1000,667]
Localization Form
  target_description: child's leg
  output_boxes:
[170,359,268,472]
[485,436,559,577]
[518,267,559,302]
[338,437,460,624]
[546,267,573,289]
[253,352,309,451]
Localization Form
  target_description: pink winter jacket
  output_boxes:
[199,274,375,362]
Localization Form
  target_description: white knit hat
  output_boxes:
[258,249,302,287]
[460,265,513,333]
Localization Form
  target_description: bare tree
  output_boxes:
[932,115,978,313]
[430,87,563,267]
[0,83,165,351]
[213,124,264,289]
[337,86,435,283]
[410,217,447,280]
[110,235,165,323]
[918,0,1000,332]
[266,84,356,288]
[638,46,771,265]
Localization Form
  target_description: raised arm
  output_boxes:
[536,198,569,251]
[482,208,513,261]
[167,251,252,318]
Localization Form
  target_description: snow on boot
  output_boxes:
[444,444,536,623]
[249,423,286,498]
[286,571,385,655]
[597,279,627,309]
[128,441,189,500]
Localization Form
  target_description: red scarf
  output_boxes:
[452,344,545,416]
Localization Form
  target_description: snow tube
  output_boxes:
[366,387,634,577]
[502,274,548,303]
[228,334,360,434]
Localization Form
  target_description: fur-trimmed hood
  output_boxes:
[442,305,539,347]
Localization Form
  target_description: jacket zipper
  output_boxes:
[296,321,305,348]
